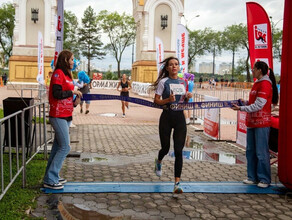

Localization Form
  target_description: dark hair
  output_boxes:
[254,61,279,105]
[151,56,179,90]
[54,50,73,79]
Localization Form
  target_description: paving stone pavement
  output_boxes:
[1,86,291,219]
[34,125,291,219]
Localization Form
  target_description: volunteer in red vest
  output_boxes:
[232,61,278,188]
[43,50,82,190]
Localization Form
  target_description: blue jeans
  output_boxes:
[246,127,271,184]
[43,117,71,184]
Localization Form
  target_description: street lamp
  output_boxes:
[269,16,283,37]
[182,14,200,29]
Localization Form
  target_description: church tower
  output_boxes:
[9,0,56,83]
[132,0,184,83]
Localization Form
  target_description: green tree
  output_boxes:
[210,31,223,75]
[188,28,217,70]
[78,6,105,75]
[272,28,282,62]
[0,3,15,66]
[222,24,251,81]
[234,57,250,80]
[64,10,80,59]
[97,10,136,78]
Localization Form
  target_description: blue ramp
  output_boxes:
[41,182,286,194]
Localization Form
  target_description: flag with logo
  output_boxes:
[54,0,64,67]
[236,111,247,147]
[155,37,164,78]
[176,24,189,74]
[37,31,44,84]
[246,2,273,70]
[203,95,219,140]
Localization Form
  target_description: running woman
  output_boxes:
[117,74,132,117]
[152,56,192,194]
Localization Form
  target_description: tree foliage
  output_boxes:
[272,28,282,62]
[224,23,251,82]
[97,10,136,78]
[222,24,250,81]
[188,28,217,69]
[64,10,80,59]
[78,6,105,75]
[0,3,15,66]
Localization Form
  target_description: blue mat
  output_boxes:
[41,182,286,194]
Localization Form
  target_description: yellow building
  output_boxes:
[9,0,56,84]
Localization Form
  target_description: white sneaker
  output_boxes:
[186,118,190,125]
[243,179,257,184]
[257,182,269,188]
[122,114,125,118]
[70,123,76,128]
[173,182,183,194]
[154,158,162,177]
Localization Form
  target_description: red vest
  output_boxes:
[246,79,272,128]
[49,69,74,118]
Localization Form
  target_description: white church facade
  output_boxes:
[8,0,185,83]
[9,0,56,83]
[132,0,184,82]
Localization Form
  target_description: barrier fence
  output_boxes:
[0,101,52,201]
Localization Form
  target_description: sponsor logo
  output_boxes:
[254,24,268,49]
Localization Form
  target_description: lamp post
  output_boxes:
[182,14,200,30]
[269,16,283,38]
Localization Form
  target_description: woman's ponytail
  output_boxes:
[269,68,279,105]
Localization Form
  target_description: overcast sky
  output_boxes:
[0,0,285,73]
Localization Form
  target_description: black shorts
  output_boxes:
[120,91,129,97]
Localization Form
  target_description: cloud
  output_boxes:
[65,0,133,19]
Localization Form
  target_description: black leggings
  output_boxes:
[158,110,186,178]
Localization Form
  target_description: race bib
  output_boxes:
[169,84,186,95]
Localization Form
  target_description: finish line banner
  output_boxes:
[82,94,242,111]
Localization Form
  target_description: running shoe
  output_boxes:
[173,182,183,194]
[122,114,126,118]
[154,158,162,177]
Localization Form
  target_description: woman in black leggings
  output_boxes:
[152,57,192,194]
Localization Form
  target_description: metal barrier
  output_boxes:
[20,85,47,103]
[0,101,52,201]
[192,93,205,123]
[192,87,250,141]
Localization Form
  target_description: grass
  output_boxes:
[33,116,49,124]
[0,108,48,123]
[0,153,47,219]
[0,108,47,218]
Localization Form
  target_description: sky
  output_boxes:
[0,0,285,74]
